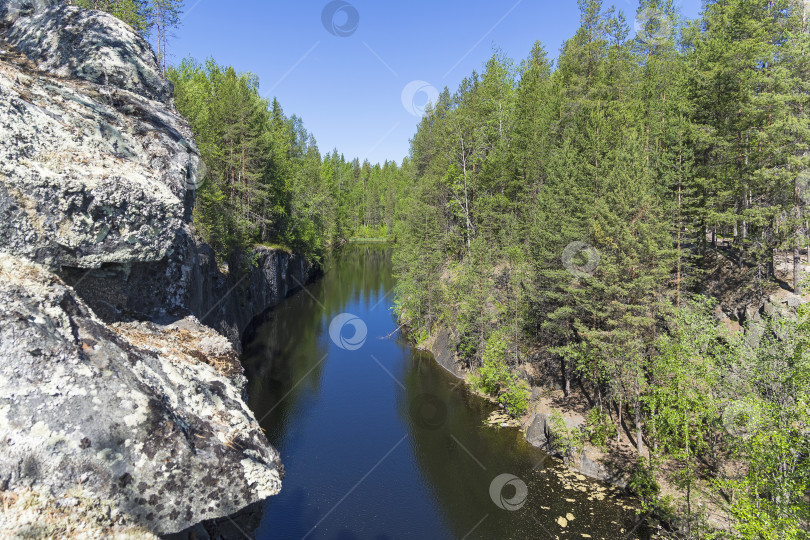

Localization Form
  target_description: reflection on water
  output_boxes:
[242,245,649,539]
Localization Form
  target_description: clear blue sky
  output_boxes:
[169,0,702,165]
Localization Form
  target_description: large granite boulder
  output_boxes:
[0,0,199,270]
[2,0,171,101]
[0,252,283,535]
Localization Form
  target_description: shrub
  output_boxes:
[548,412,584,458]
[499,378,531,417]
[583,408,617,450]
[629,457,661,513]
[470,332,531,417]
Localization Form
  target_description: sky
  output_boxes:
[169,0,703,165]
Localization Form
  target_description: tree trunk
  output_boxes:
[597,385,603,412]
[676,149,683,307]
[651,404,658,457]
[635,399,644,456]
[563,358,571,398]
[796,164,805,293]
[794,236,802,295]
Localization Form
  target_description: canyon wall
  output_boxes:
[0,0,312,534]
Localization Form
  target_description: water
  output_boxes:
[242,245,649,540]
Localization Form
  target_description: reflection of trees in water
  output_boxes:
[242,245,394,439]
[398,351,531,539]
[241,245,646,539]
[400,338,649,539]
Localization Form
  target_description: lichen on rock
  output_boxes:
[0,0,296,535]
[0,252,283,535]
[0,0,200,270]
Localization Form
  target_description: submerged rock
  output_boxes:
[485,409,520,428]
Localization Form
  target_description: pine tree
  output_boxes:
[73,0,151,34]
[149,0,183,75]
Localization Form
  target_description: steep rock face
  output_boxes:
[61,237,317,353]
[2,0,171,102]
[0,1,316,352]
[0,0,198,270]
[182,244,316,351]
[426,327,465,379]
[0,0,313,535]
[0,253,283,535]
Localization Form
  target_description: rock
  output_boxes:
[0,487,158,538]
[0,0,317,348]
[165,500,264,540]
[180,243,317,352]
[429,326,466,378]
[745,320,767,348]
[485,410,520,428]
[60,235,317,353]
[744,303,761,323]
[0,0,199,271]
[576,447,627,490]
[525,413,628,489]
[526,413,552,450]
[761,293,800,325]
[0,252,283,535]
[0,0,314,535]
[55,497,79,508]
[3,0,171,101]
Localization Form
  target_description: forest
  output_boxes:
[168,57,407,262]
[72,0,809,537]
[392,0,810,538]
[67,0,408,262]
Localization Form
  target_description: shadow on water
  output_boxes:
[239,245,651,539]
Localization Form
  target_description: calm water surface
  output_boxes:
[242,245,649,540]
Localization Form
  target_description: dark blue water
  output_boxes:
[242,245,649,539]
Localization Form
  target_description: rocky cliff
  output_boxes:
[61,239,316,354]
[0,0,313,535]
[0,254,281,536]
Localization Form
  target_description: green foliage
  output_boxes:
[100,0,810,534]
[718,304,810,540]
[470,331,531,417]
[547,412,584,458]
[72,0,150,33]
[391,1,810,536]
[351,224,390,240]
[498,378,530,418]
[471,333,511,395]
[169,59,407,264]
[629,457,661,514]
[583,408,616,450]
